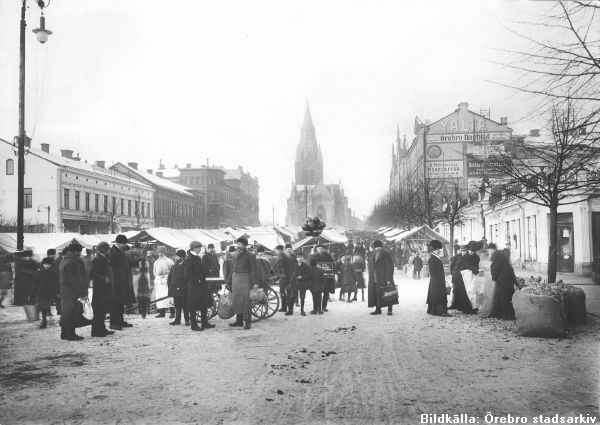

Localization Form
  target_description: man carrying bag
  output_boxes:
[368,240,398,316]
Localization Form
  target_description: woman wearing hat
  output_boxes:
[59,242,91,340]
[367,240,396,315]
[226,237,258,329]
[426,240,450,317]
[449,244,477,314]
[153,246,174,319]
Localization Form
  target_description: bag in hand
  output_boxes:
[82,300,94,320]
[250,288,267,305]
[378,284,399,306]
[217,292,235,320]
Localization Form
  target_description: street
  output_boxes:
[0,270,598,425]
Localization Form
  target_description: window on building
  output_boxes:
[104,195,108,213]
[120,198,124,215]
[95,194,99,212]
[147,202,151,218]
[24,188,32,208]
[64,189,70,209]
[6,159,14,175]
[85,192,90,211]
[128,200,132,216]
[75,191,80,210]
[135,200,139,216]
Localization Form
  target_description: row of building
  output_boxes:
[0,139,259,234]
[389,101,600,278]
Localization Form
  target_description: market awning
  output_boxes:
[387,226,449,244]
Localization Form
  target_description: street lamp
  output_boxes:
[37,204,50,232]
[15,0,52,251]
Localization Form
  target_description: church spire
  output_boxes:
[301,101,316,143]
[396,125,400,143]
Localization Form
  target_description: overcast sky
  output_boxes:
[0,0,551,224]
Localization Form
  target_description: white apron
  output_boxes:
[154,275,173,309]
[461,269,483,309]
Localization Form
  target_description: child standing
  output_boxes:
[293,254,312,316]
[31,257,59,329]
[309,258,325,315]
[338,256,358,303]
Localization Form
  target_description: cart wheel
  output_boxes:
[251,286,280,322]
[198,291,220,322]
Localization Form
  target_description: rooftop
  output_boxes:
[112,162,195,196]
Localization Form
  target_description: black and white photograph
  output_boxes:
[0,1,598,424]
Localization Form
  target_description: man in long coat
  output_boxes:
[168,249,189,326]
[90,242,115,337]
[368,240,396,315]
[108,235,135,330]
[59,242,90,340]
[255,247,272,286]
[13,250,37,306]
[272,245,291,312]
[312,244,335,312]
[202,244,220,278]
[488,243,517,320]
[426,240,450,316]
[226,237,258,330]
[184,241,215,331]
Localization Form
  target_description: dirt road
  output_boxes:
[1,271,598,424]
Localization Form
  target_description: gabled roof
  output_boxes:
[0,138,151,188]
[112,162,193,196]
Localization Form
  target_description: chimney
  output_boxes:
[72,153,81,162]
[128,162,138,170]
[500,117,508,125]
[186,163,191,168]
[156,171,164,178]
[94,160,105,168]
[159,159,165,170]
[40,143,50,153]
[60,149,74,159]
[530,129,540,137]
[458,102,469,111]
[147,169,153,174]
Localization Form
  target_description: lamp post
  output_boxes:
[37,204,50,232]
[15,0,52,251]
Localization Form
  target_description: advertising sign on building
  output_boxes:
[426,132,510,143]
[470,143,506,157]
[426,143,463,161]
[467,159,508,178]
[427,161,464,179]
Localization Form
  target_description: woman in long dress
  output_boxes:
[426,240,450,317]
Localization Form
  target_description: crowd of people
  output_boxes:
[0,233,518,341]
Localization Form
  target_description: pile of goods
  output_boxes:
[513,277,587,338]
[302,216,326,237]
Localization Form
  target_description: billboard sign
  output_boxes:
[426,161,463,179]
[426,132,510,143]
[426,143,463,161]
[467,159,509,178]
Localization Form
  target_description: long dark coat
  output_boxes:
[312,252,336,294]
[201,253,220,278]
[59,253,90,328]
[426,254,447,306]
[31,268,59,310]
[108,245,135,306]
[14,257,37,305]
[412,256,423,272]
[167,259,187,298]
[256,256,272,285]
[293,262,312,292]
[90,253,115,315]
[450,253,477,312]
[309,266,325,293]
[184,253,212,311]
[490,250,517,319]
[367,249,394,308]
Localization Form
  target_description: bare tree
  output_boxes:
[439,179,470,258]
[469,102,600,282]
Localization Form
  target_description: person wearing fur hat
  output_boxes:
[31,257,59,329]
[168,249,190,326]
[367,240,396,315]
[184,241,215,331]
[202,244,220,278]
[153,246,174,319]
[59,242,91,340]
[226,237,258,329]
[426,240,450,316]
[108,235,135,330]
[90,242,115,337]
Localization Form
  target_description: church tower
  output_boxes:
[294,103,323,185]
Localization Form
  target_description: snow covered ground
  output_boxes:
[1,271,598,424]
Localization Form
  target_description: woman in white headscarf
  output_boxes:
[153,246,174,318]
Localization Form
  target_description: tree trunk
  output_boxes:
[449,224,455,258]
[547,205,558,284]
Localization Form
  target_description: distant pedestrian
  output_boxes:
[292,254,311,316]
[109,235,136,330]
[222,246,236,284]
[426,240,450,317]
[168,249,189,326]
[202,244,220,278]
[368,240,396,316]
[352,254,365,301]
[59,242,90,341]
[153,246,174,319]
[412,253,423,280]
[90,242,115,337]
[309,258,325,315]
[488,243,517,320]
[31,257,59,329]
[338,255,357,303]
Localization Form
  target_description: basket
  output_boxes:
[217,293,235,320]
[250,288,267,305]
[24,304,39,322]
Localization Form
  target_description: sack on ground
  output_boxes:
[250,288,267,305]
[513,290,567,338]
[378,284,399,306]
[479,275,496,318]
[564,285,586,325]
[217,292,235,320]
[82,300,94,320]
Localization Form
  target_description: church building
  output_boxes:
[286,104,351,227]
